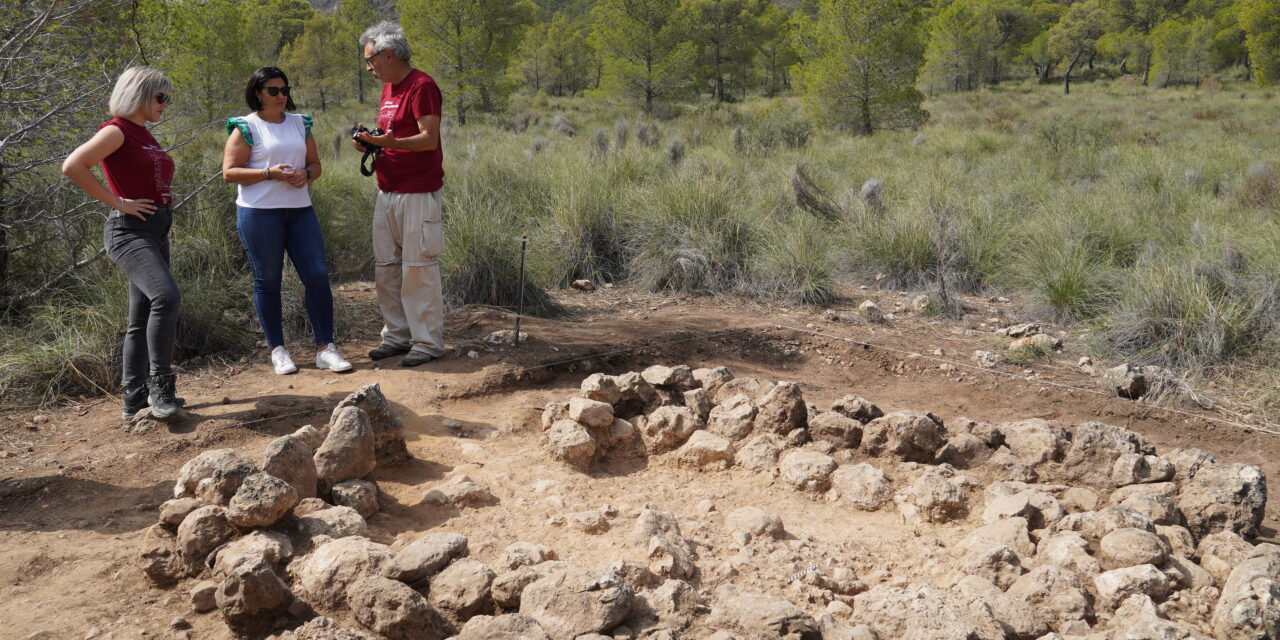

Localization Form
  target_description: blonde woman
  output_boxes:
[222,66,351,375]
[62,67,183,420]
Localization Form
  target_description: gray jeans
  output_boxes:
[103,205,180,390]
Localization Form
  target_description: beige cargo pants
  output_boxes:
[372,190,446,357]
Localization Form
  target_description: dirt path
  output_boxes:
[1,285,1276,639]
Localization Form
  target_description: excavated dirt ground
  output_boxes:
[1,284,1277,639]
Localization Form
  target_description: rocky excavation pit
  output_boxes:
[140,366,1276,640]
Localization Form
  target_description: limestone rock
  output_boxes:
[895,471,967,525]
[581,373,622,405]
[518,567,634,640]
[428,557,496,623]
[639,406,701,454]
[331,383,408,466]
[780,450,838,492]
[384,532,468,586]
[159,497,202,528]
[569,397,614,429]
[724,506,784,539]
[173,449,254,499]
[998,419,1068,466]
[1061,422,1154,486]
[708,586,821,639]
[1112,454,1176,486]
[1100,528,1170,570]
[706,394,756,442]
[959,544,1025,590]
[807,411,863,449]
[497,541,555,571]
[936,433,992,469]
[331,479,379,518]
[295,505,368,543]
[735,433,783,473]
[641,364,694,389]
[1211,552,1280,640]
[262,435,318,500]
[861,411,947,462]
[711,377,775,405]
[829,463,893,511]
[614,372,661,416]
[853,584,1003,640]
[1196,531,1253,587]
[315,406,377,488]
[216,559,291,638]
[139,524,183,585]
[1036,532,1102,578]
[421,477,496,508]
[569,511,609,533]
[491,566,546,609]
[830,395,883,424]
[675,431,734,470]
[960,517,1035,558]
[691,366,734,397]
[347,575,450,640]
[196,461,258,506]
[1177,462,1267,538]
[455,614,551,640]
[953,575,1049,640]
[227,472,298,528]
[1006,566,1092,628]
[752,381,807,435]
[190,580,218,613]
[212,530,292,578]
[542,420,597,471]
[1095,564,1172,609]
[684,388,712,422]
[292,536,393,611]
[1164,448,1217,481]
[289,616,377,640]
[176,505,237,575]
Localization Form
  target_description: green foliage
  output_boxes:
[1240,0,1280,85]
[1150,17,1215,85]
[679,0,771,102]
[400,0,539,123]
[142,0,256,121]
[515,12,597,96]
[920,0,1001,94]
[281,15,348,110]
[591,0,694,113]
[794,0,928,134]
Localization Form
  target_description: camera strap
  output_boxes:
[360,150,378,177]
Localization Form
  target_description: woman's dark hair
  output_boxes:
[244,66,296,112]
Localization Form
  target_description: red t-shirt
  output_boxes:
[375,69,445,194]
[99,117,175,205]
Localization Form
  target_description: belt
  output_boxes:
[109,203,171,219]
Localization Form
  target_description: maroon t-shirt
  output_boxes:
[99,117,174,205]
[375,69,444,194]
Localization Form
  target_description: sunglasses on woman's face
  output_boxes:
[155,93,171,105]
[262,86,291,97]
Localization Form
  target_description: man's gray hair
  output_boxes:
[360,21,412,62]
[108,66,171,118]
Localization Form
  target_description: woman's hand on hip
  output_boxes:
[119,197,157,220]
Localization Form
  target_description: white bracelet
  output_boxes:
[118,197,127,211]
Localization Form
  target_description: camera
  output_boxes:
[351,124,385,177]
[350,122,384,147]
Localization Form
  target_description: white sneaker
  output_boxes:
[316,343,353,372]
[271,346,298,375]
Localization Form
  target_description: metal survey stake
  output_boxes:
[515,235,527,346]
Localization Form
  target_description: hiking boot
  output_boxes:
[401,351,438,367]
[368,343,410,360]
[316,343,353,372]
[271,346,298,375]
[148,372,182,419]
[122,385,149,421]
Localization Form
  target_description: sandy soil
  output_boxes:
[1,284,1275,639]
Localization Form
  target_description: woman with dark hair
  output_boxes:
[62,66,184,421]
[222,66,351,375]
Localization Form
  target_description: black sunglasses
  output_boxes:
[262,86,291,97]
[155,93,171,105]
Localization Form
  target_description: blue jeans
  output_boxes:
[236,205,334,348]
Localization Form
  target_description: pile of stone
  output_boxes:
[137,383,411,638]
[537,365,1277,640]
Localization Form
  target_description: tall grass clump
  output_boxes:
[1101,247,1280,370]
[626,167,763,293]
[756,213,837,304]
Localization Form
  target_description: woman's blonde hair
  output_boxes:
[108,66,171,118]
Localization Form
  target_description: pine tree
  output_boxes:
[591,0,694,113]
[794,0,927,134]
[280,14,348,110]
[1240,0,1280,84]
[399,0,539,124]
[679,0,770,102]
[338,0,380,103]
